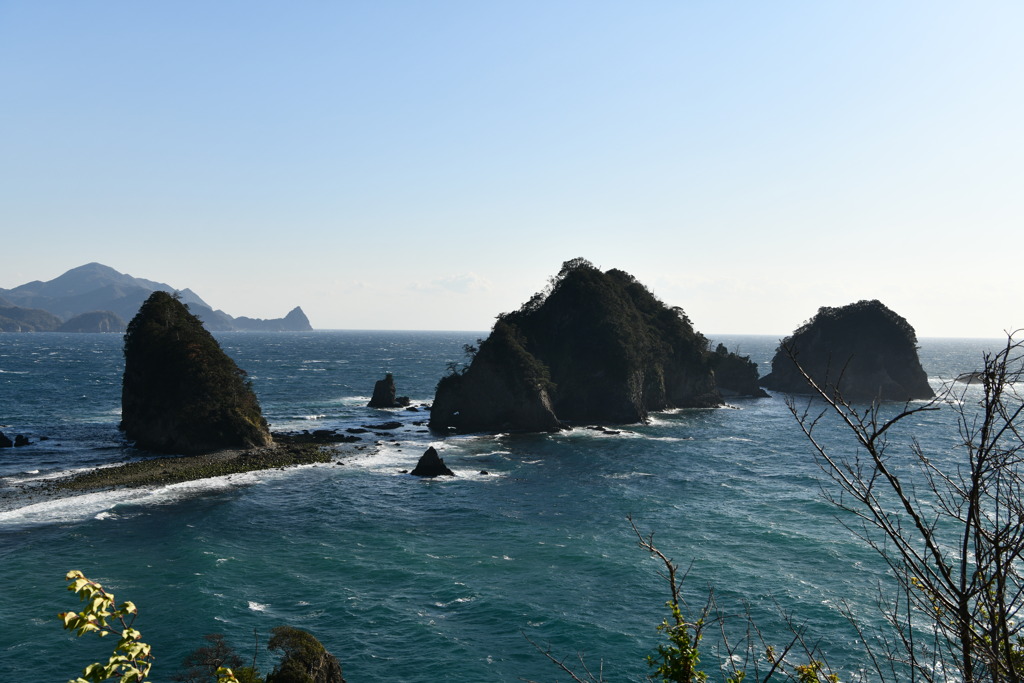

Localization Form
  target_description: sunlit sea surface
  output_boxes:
[0,332,1007,681]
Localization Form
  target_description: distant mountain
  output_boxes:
[58,311,127,333]
[0,263,312,332]
[0,300,63,332]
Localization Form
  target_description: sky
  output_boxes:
[1,2,1021,337]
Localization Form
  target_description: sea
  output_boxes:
[0,331,1008,681]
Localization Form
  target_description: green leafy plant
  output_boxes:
[59,570,241,683]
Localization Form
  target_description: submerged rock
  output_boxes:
[362,421,403,431]
[368,373,411,408]
[760,299,934,402]
[430,258,722,434]
[410,446,455,477]
[121,291,273,454]
[0,431,12,448]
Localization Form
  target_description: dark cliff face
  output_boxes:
[121,291,273,454]
[709,344,769,398]
[430,259,723,434]
[760,299,934,402]
[430,320,562,434]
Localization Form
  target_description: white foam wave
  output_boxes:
[0,469,283,529]
[15,465,114,483]
[247,601,269,612]
[603,471,654,479]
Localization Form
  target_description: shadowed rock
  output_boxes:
[760,299,934,402]
[430,258,723,434]
[121,291,273,454]
[368,373,411,408]
[410,446,455,477]
[708,343,769,398]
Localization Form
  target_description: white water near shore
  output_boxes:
[0,331,1005,680]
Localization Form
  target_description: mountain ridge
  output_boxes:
[0,263,312,332]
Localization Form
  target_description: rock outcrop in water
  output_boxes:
[410,446,455,477]
[121,291,273,454]
[430,258,735,434]
[760,299,934,402]
[708,344,769,398]
[430,320,563,433]
[368,373,411,408]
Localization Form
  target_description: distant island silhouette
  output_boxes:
[0,262,311,332]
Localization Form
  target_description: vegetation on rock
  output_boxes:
[58,310,126,333]
[60,571,341,683]
[708,343,769,398]
[430,319,561,433]
[760,299,934,401]
[0,299,62,331]
[121,291,272,454]
[431,258,757,433]
[265,626,345,683]
[173,634,262,683]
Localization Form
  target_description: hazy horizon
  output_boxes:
[2,3,1020,338]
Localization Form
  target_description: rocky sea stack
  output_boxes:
[410,446,455,477]
[430,258,758,434]
[760,299,934,402]
[368,373,411,408]
[121,291,273,454]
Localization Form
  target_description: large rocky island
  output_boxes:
[0,262,312,332]
[760,299,934,402]
[121,291,274,454]
[429,258,764,434]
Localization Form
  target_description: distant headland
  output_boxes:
[0,262,312,332]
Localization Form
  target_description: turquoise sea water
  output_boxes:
[0,332,1007,681]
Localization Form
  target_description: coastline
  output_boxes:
[0,434,373,515]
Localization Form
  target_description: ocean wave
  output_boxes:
[0,469,287,529]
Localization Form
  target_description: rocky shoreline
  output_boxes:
[0,434,369,514]
[55,442,337,493]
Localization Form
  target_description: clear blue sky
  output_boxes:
[2,2,1020,336]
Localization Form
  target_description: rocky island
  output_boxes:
[368,373,411,408]
[430,258,764,434]
[759,299,934,402]
[121,291,274,454]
